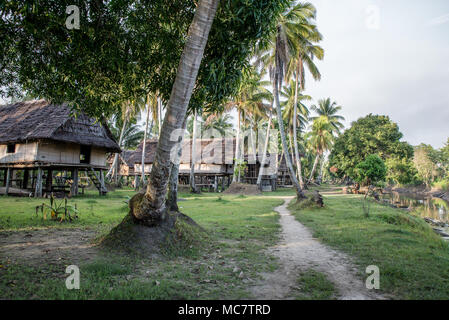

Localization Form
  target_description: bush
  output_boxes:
[355,155,387,186]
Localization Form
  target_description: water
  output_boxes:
[380,192,449,238]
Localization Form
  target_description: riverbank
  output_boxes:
[385,185,449,202]
[289,187,449,300]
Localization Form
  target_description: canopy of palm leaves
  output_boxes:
[108,116,144,150]
[281,80,311,131]
[310,98,345,134]
[306,116,334,155]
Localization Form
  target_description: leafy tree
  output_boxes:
[413,144,438,187]
[329,114,413,180]
[355,155,387,186]
[306,116,333,184]
[385,157,419,186]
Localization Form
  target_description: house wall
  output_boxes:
[134,164,153,174]
[0,141,109,167]
[0,142,38,164]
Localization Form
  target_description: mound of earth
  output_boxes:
[223,183,262,196]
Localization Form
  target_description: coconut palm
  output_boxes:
[256,2,321,199]
[281,81,311,188]
[134,0,220,224]
[306,116,334,184]
[203,113,234,136]
[225,68,271,183]
[310,98,345,135]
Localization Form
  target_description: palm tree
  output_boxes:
[281,80,311,188]
[257,2,321,199]
[190,109,200,193]
[135,0,220,224]
[226,68,271,183]
[203,113,234,136]
[310,98,345,135]
[306,116,333,184]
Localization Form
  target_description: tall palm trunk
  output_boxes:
[308,152,320,184]
[190,110,199,193]
[157,96,162,136]
[273,72,305,200]
[293,63,305,189]
[140,95,151,187]
[168,116,188,211]
[107,107,129,181]
[256,111,272,189]
[232,109,241,183]
[136,0,219,224]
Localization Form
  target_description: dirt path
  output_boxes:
[252,197,384,300]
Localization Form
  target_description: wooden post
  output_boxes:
[5,168,11,195]
[214,176,218,193]
[99,169,106,195]
[23,169,30,189]
[35,167,43,198]
[71,169,79,196]
[3,169,7,187]
[46,169,53,193]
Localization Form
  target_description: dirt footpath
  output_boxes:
[252,197,385,300]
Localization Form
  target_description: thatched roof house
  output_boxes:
[0,100,120,197]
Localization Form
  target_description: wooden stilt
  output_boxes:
[46,169,53,193]
[71,168,79,196]
[35,168,43,198]
[23,169,30,189]
[214,176,218,193]
[5,168,11,195]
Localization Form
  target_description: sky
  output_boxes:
[1,1,448,148]
[303,0,449,148]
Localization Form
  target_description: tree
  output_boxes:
[329,114,414,180]
[355,155,387,186]
[257,2,322,199]
[190,109,200,194]
[414,144,438,187]
[306,116,333,184]
[385,157,418,186]
[281,80,311,187]
[310,98,345,135]
[3,0,292,226]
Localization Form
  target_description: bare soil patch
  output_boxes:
[0,228,100,267]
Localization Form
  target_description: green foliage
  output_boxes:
[233,159,248,178]
[35,195,79,222]
[329,114,413,180]
[355,154,387,185]
[413,144,438,187]
[386,157,419,186]
[1,0,290,117]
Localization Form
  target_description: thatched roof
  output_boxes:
[131,138,236,165]
[128,139,159,165]
[0,100,120,152]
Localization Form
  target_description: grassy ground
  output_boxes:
[289,186,449,300]
[0,189,284,299]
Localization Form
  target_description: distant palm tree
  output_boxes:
[256,2,320,199]
[310,98,345,135]
[306,116,333,184]
[203,113,234,136]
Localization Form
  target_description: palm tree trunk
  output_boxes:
[293,64,305,189]
[167,117,188,211]
[140,95,151,187]
[273,73,305,200]
[233,109,241,183]
[136,0,219,224]
[157,96,162,136]
[308,153,320,184]
[190,110,199,193]
[257,111,272,189]
[108,114,128,182]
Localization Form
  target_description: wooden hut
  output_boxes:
[131,138,236,191]
[0,100,121,197]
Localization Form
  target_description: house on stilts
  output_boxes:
[129,137,279,192]
[0,100,121,197]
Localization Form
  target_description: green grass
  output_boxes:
[293,270,338,300]
[289,191,449,300]
[0,189,284,300]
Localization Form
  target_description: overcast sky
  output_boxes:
[304,0,449,148]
